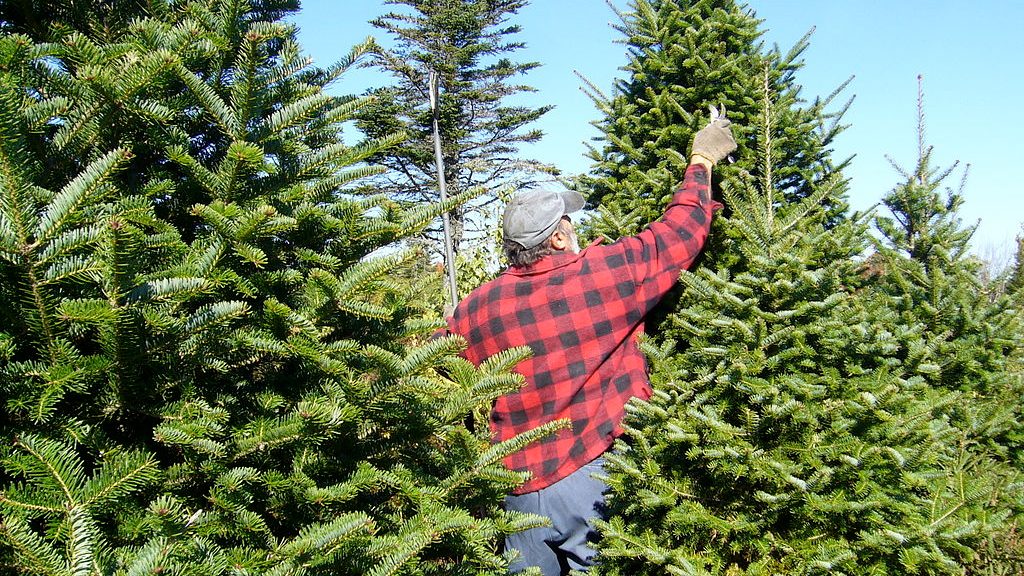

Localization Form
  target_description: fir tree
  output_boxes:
[871,78,1024,451]
[1006,231,1024,297]
[0,1,559,573]
[580,0,852,242]
[578,5,1014,570]
[357,0,553,258]
[0,0,155,40]
[869,80,1024,572]
[591,62,1003,574]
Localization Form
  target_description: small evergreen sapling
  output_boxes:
[1007,232,1024,297]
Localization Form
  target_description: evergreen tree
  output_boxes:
[580,0,851,243]
[871,79,1024,454]
[579,5,1012,572]
[357,0,553,258]
[1006,231,1024,296]
[0,0,157,40]
[869,81,1024,572]
[0,1,559,573]
[591,62,1003,574]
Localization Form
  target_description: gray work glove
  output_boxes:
[690,106,737,165]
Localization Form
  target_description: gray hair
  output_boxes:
[504,218,574,268]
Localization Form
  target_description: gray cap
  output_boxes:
[502,189,585,249]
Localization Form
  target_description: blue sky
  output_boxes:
[292,1,1023,258]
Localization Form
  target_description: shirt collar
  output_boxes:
[504,238,604,277]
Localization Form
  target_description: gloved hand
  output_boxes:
[690,107,737,165]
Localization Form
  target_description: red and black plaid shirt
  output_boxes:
[446,164,719,493]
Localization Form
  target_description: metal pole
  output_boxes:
[429,71,459,309]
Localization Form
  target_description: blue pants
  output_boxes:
[504,457,608,575]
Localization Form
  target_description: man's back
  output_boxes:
[447,163,719,493]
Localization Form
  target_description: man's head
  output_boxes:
[502,188,584,267]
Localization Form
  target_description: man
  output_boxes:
[444,113,737,574]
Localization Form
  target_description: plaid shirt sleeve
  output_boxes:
[604,163,722,312]
[447,163,719,494]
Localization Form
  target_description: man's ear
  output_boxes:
[549,228,570,251]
